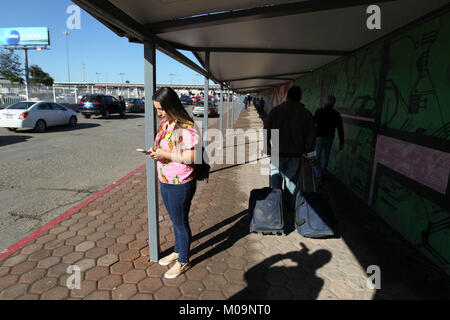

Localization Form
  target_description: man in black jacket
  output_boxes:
[264,85,316,208]
[313,95,344,181]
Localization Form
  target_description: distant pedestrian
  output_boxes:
[263,86,316,209]
[244,95,249,111]
[146,87,199,279]
[118,96,126,118]
[259,97,265,116]
[313,95,344,184]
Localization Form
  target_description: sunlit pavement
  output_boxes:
[0,106,448,300]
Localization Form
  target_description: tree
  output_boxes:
[9,75,24,84]
[0,50,23,82]
[29,65,48,79]
[29,64,54,86]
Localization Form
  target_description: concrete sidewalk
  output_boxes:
[0,106,448,300]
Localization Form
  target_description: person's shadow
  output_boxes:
[230,243,332,300]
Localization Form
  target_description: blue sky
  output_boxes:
[0,0,207,84]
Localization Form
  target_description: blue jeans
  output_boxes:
[314,136,334,178]
[160,180,197,263]
[270,157,301,208]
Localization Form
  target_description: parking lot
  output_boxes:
[0,105,213,253]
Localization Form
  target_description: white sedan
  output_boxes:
[0,101,78,133]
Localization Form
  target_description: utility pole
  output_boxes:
[119,73,125,96]
[119,73,125,83]
[169,73,175,84]
[82,62,86,82]
[23,48,30,84]
[96,72,101,83]
[63,31,71,83]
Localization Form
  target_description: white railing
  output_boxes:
[0,82,146,109]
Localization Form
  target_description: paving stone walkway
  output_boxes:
[0,106,448,300]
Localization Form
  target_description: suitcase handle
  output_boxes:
[295,213,306,227]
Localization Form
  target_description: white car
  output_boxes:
[0,101,78,133]
[192,101,218,117]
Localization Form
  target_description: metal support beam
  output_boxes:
[192,50,207,70]
[146,0,395,33]
[144,40,159,262]
[233,84,280,91]
[203,51,210,150]
[223,71,310,82]
[168,42,351,56]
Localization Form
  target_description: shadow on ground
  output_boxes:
[325,176,450,299]
[0,135,33,147]
[230,243,332,300]
[14,122,100,134]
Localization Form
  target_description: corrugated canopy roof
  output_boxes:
[72,0,449,93]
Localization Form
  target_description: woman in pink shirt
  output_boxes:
[146,87,199,279]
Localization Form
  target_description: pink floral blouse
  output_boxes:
[153,119,199,184]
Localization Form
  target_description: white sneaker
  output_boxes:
[164,261,190,279]
[158,252,179,266]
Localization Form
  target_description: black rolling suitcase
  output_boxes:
[248,187,284,235]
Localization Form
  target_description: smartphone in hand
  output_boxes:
[136,148,148,154]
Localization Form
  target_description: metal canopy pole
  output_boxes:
[226,89,229,129]
[219,84,223,149]
[203,51,210,150]
[144,40,159,262]
[232,93,236,128]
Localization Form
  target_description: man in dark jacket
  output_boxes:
[263,85,316,208]
[313,95,344,181]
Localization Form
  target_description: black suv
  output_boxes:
[180,95,192,105]
[78,94,125,119]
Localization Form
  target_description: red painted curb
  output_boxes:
[0,164,146,261]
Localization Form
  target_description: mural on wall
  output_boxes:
[263,9,450,275]
[327,123,375,201]
[381,17,450,140]
[319,43,383,118]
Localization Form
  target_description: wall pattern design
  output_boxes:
[264,10,450,275]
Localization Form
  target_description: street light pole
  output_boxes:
[63,31,71,83]
[82,62,86,82]
[119,73,125,96]
[169,73,175,84]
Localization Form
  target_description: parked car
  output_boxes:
[180,95,192,105]
[192,100,218,117]
[78,94,124,119]
[0,101,78,133]
[124,98,145,113]
[191,96,199,104]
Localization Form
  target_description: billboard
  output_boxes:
[0,27,50,47]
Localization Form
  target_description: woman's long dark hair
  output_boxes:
[152,87,194,125]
